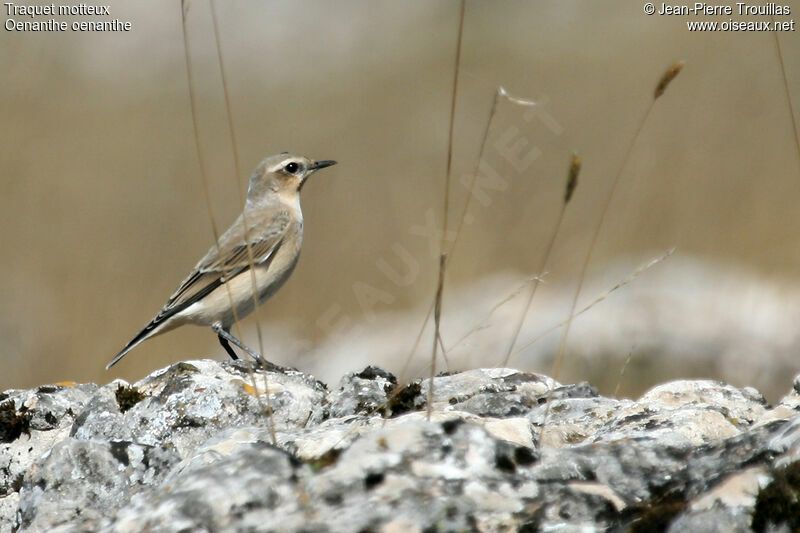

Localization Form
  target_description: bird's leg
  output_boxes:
[217,331,239,360]
[211,324,267,366]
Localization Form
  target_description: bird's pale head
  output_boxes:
[246,153,336,207]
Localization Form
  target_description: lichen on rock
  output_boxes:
[1,360,799,532]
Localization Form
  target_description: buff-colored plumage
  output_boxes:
[107,153,336,369]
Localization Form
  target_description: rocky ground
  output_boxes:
[1,359,799,532]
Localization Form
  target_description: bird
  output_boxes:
[106,152,336,370]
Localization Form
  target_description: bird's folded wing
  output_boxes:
[155,210,291,320]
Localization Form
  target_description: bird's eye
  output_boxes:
[284,162,300,174]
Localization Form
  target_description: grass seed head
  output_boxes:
[655,60,685,99]
[565,152,581,204]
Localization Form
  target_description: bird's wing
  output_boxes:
[156,210,292,320]
[197,210,292,274]
[105,209,293,370]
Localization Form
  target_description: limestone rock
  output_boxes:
[1,361,799,532]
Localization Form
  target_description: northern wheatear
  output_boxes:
[106,153,336,369]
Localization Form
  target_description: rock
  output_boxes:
[327,366,397,418]
[529,379,769,449]
[420,368,560,417]
[1,361,799,532]
[110,439,303,533]
[666,466,770,533]
[16,438,179,531]
[0,382,97,533]
[70,360,328,457]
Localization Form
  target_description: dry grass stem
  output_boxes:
[180,0,220,247]
[447,87,503,259]
[427,0,466,418]
[398,297,435,384]
[511,248,674,361]
[500,153,581,367]
[550,62,682,381]
[179,0,232,344]
[396,84,504,420]
[209,0,276,444]
[769,18,800,172]
[441,87,553,363]
[614,348,635,398]
[403,84,541,386]
[447,274,546,354]
[181,0,249,374]
[428,253,447,419]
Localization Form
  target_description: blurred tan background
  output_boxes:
[2,1,799,401]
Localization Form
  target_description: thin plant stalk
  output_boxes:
[448,87,504,258]
[451,87,539,258]
[614,348,635,398]
[400,86,503,384]
[538,62,684,450]
[328,249,673,452]
[770,17,800,172]
[509,248,674,361]
[428,253,447,416]
[397,296,435,386]
[402,85,530,385]
[501,153,580,367]
[209,0,276,444]
[447,274,545,353]
[550,61,684,380]
[434,87,540,360]
[428,0,466,419]
[179,0,234,344]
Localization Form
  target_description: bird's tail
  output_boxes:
[106,318,167,370]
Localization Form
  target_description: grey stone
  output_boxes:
[71,360,327,457]
[110,439,304,533]
[420,368,559,416]
[0,382,98,533]
[327,366,397,418]
[15,438,179,532]
[2,363,800,532]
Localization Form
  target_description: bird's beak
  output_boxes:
[309,160,337,172]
